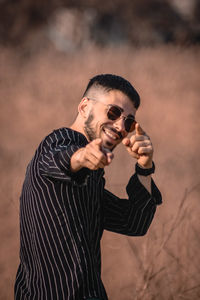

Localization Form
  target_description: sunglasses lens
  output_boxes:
[107,106,121,120]
[107,105,136,132]
[125,118,136,132]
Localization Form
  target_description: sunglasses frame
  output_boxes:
[87,97,136,132]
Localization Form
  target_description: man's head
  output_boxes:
[83,74,140,109]
[73,74,140,151]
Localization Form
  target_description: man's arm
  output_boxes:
[122,123,154,194]
[102,122,161,235]
[38,128,91,184]
[103,174,162,236]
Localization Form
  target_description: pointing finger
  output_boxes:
[101,147,114,165]
[106,152,114,164]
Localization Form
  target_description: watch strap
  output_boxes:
[135,161,155,176]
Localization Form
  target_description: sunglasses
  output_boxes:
[87,98,136,132]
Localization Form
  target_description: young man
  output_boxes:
[15,74,162,300]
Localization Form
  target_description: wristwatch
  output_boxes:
[135,161,155,176]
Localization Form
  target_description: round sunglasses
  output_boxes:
[87,98,136,132]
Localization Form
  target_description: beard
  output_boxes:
[84,112,97,142]
[84,111,120,151]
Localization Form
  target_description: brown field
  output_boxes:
[0,45,200,299]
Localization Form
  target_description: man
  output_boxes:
[15,74,162,300]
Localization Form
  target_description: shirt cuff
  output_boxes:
[126,173,162,205]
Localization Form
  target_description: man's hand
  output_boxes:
[122,123,153,168]
[70,138,114,172]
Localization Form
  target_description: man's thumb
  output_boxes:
[135,123,145,135]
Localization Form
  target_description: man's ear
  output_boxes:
[78,97,90,118]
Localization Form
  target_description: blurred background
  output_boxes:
[0,0,200,299]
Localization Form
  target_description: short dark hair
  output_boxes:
[83,74,140,109]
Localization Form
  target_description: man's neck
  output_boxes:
[70,121,88,141]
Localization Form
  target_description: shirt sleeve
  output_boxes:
[103,173,162,236]
[38,129,90,185]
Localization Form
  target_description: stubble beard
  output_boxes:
[84,112,97,142]
[84,111,119,151]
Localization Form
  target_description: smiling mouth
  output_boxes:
[103,127,120,141]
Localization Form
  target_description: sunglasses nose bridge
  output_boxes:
[113,115,127,132]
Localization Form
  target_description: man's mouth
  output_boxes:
[102,127,122,141]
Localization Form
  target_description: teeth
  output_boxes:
[104,129,117,140]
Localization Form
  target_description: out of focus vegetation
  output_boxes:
[0,1,200,300]
[0,0,200,52]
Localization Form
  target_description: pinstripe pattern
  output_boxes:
[15,128,162,300]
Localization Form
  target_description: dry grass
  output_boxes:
[0,45,200,299]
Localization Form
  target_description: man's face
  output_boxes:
[84,90,137,151]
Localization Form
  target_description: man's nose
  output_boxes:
[113,117,126,134]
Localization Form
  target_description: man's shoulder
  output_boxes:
[41,127,87,147]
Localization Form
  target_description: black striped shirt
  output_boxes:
[14,127,162,300]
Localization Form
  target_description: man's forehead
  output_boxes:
[86,87,136,114]
[103,90,136,113]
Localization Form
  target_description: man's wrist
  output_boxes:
[135,161,155,176]
[70,148,84,172]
